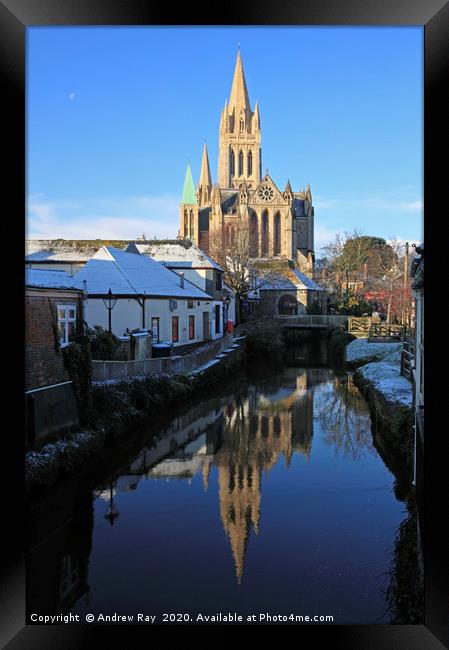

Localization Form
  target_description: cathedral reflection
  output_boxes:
[141,366,325,582]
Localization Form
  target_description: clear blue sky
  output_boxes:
[27,26,423,253]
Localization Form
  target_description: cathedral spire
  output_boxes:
[181,163,197,205]
[229,49,251,115]
[198,144,212,196]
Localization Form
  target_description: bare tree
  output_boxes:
[208,214,265,323]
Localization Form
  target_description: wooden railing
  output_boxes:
[401,329,416,381]
[368,323,406,342]
[348,316,371,337]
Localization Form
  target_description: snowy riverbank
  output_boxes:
[346,338,402,368]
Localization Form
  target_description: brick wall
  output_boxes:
[25,292,78,391]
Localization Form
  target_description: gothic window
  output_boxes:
[261,211,269,256]
[184,209,188,234]
[278,294,298,315]
[189,210,194,238]
[249,212,258,257]
[239,118,244,132]
[230,148,235,176]
[258,184,274,202]
[274,212,281,256]
[238,150,244,176]
[248,150,253,176]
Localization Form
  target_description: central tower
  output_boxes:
[218,50,261,189]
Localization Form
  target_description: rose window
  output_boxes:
[258,185,274,202]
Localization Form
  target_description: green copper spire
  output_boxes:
[181,163,197,205]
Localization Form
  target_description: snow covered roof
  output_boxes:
[26,250,92,262]
[128,241,222,271]
[259,269,324,292]
[73,247,211,299]
[25,268,80,290]
[292,270,324,291]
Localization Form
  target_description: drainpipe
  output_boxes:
[82,280,87,330]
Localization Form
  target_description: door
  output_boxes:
[202,311,211,341]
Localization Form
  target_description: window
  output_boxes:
[57,304,77,346]
[171,316,179,343]
[189,210,194,238]
[230,149,235,176]
[189,315,195,340]
[215,304,221,333]
[238,150,244,176]
[248,150,253,176]
[261,211,269,256]
[274,212,281,256]
[151,317,160,342]
[187,300,194,309]
[215,273,223,291]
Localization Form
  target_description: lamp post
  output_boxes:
[103,288,117,334]
[403,242,409,328]
[104,481,119,526]
[223,294,231,332]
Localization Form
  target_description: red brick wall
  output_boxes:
[25,293,74,391]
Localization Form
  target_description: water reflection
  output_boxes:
[26,365,422,623]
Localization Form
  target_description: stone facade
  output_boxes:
[179,50,315,277]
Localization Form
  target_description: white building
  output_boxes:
[126,240,236,334]
[73,246,217,347]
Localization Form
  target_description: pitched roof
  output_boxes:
[73,247,211,298]
[255,260,324,292]
[129,242,222,270]
[181,163,197,205]
[25,268,79,289]
[26,250,92,262]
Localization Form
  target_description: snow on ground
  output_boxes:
[346,338,402,363]
[357,362,413,407]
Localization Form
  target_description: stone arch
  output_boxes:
[278,293,298,315]
[274,212,281,256]
[261,210,269,256]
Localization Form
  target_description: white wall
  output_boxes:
[85,296,218,347]
[26,262,86,275]
[170,268,207,292]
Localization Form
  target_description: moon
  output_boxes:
[69,92,76,101]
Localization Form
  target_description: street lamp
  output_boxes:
[103,288,117,334]
[223,293,231,332]
[104,481,119,526]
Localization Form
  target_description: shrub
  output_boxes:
[326,326,355,364]
[62,341,92,419]
[243,319,285,358]
[87,325,122,360]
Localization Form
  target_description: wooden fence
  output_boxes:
[348,316,371,337]
[92,333,236,382]
[348,317,407,341]
[367,323,406,342]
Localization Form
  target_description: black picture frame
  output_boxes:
[2,1,448,647]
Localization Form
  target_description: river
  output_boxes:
[27,363,420,624]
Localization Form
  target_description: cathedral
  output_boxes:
[179,49,315,277]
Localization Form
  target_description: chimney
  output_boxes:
[179,272,185,289]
